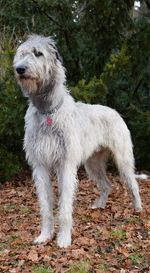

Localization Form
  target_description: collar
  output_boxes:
[40,97,64,115]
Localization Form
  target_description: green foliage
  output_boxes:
[126,106,150,169]
[0,1,150,183]
[0,37,26,182]
[100,14,150,169]
[75,0,135,80]
[71,76,107,104]
[0,146,22,182]
[71,12,150,169]
[0,0,135,83]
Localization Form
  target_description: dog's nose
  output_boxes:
[16,66,26,74]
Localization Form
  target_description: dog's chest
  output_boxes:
[24,112,66,166]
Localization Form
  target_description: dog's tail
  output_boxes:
[135,173,148,180]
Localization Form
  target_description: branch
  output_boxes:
[132,76,143,98]
[145,0,150,9]
[31,0,81,75]
[31,0,62,28]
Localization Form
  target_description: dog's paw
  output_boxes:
[57,232,71,248]
[33,233,53,244]
[134,206,143,213]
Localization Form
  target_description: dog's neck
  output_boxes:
[28,83,65,115]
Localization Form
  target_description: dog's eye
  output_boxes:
[33,49,43,57]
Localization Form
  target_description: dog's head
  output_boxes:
[13,35,65,95]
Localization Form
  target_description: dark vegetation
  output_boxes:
[0,0,150,181]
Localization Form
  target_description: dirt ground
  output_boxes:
[0,170,150,273]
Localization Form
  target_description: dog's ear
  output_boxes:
[48,42,63,64]
[55,50,63,65]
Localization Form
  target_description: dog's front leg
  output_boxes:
[32,165,54,244]
[57,165,77,248]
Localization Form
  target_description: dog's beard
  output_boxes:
[16,76,40,94]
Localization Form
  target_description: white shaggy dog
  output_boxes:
[13,35,143,248]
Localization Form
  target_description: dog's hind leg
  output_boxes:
[85,149,112,209]
[113,150,142,211]
[32,165,54,244]
[109,129,142,212]
[57,164,77,248]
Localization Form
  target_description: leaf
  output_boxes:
[71,248,86,258]
[91,210,100,220]
[123,259,132,269]
[75,236,96,246]
[27,249,38,262]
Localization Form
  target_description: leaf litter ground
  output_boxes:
[0,170,150,273]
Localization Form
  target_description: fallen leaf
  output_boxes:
[123,259,132,269]
[71,248,86,258]
[27,249,38,262]
[120,269,126,273]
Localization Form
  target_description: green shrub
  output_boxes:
[0,42,26,182]
[0,10,150,184]
[126,105,150,170]
[71,76,107,104]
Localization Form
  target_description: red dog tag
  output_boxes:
[46,116,53,126]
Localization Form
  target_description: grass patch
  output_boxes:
[9,235,25,249]
[10,235,21,242]
[129,253,146,266]
[98,263,109,272]
[33,266,54,273]
[125,215,141,224]
[68,260,90,273]
[4,204,17,211]
[77,214,92,223]
[20,205,32,214]
[110,229,127,240]
[0,242,8,251]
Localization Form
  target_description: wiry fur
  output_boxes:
[14,35,143,248]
